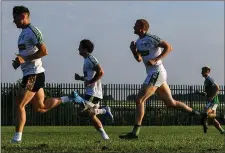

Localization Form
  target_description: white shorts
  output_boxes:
[205,101,218,111]
[143,70,167,87]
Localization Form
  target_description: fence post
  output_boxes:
[12,83,16,126]
[103,84,107,106]
[189,85,193,125]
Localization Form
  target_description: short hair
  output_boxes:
[80,39,94,53]
[137,19,150,31]
[202,66,211,72]
[13,6,30,15]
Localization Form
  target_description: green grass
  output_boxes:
[1,126,225,153]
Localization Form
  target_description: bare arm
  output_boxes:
[155,41,172,62]
[208,84,220,99]
[16,43,48,64]
[195,84,219,99]
[26,43,48,61]
[146,41,172,65]
[88,64,104,84]
[14,29,48,65]
[195,90,207,96]
[132,52,142,62]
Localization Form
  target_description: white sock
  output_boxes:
[98,127,105,132]
[13,132,22,141]
[61,96,70,103]
[94,108,106,115]
[97,128,109,140]
[98,127,107,135]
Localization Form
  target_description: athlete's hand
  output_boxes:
[15,54,26,64]
[130,41,137,53]
[12,58,21,70]
[75,73,81,80]
[195,90,207,96]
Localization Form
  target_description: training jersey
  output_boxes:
[18,24,45,76]
[135,33,166,74]
[83,55,103,99]
[204,76,219,104]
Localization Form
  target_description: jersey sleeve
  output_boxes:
[149,35,162,47]
[87,55,99,69]
[30,26,44,45]
[207,77,217,87]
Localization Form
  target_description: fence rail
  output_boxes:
[1,83,225,126]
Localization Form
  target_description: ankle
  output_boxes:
[13,132,22,141]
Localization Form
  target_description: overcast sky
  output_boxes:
[1,1,224,85]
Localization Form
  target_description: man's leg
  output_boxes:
[90,115,109,140]
[82,97,110,140]
[27,71,73,113]
[135,84,158,126]
[201,107,210,133]
[208,110,225,134]
[156,83,201,116]
[201,104,219,134]
[119,84,157,139]
[31,90,87,113]
[212,118,225,134]
[12,88,36,143]
[30,88,63,113]
[156,83,204,132]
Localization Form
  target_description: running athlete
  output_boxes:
[119,19,201,139]
[11,6,95,143]
[75,39,114,140]
[195,66,225,134]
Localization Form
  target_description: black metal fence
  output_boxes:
[1,83,225,126]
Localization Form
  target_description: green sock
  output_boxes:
[191,109,201,116]
[132,124,141,136]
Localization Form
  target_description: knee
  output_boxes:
[135,97,144,105]
[16,101,26,110]
[16,103,24,110]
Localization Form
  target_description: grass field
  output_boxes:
[1,126,225,153]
